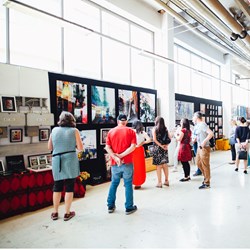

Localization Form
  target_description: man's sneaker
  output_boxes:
[108,206,116,213]
[193,172,202,176]
[125,205,137,215]
[199,184,210,189]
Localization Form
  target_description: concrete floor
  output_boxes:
[0,150,250,248]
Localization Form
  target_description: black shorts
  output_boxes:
[53,178,75,192]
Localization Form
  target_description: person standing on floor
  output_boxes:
[176,118,192,182]
[192,111,214,189]
[234,116,250,174]
[192,122,202,177]
[48,111,83,221]
[152,116,172,188]
[172,125,181,172]
[105,114,137,215]
[132,119,151,189]
[229,119,237,165]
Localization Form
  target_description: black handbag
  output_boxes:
[162,131,171,145]
[238,149,248,160]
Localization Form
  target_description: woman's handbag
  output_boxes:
[238,149,248,160]
[162,131,171,145]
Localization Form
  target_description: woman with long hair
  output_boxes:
[152,116,172,188]
[176,118,192,181]
[132,119,151,189]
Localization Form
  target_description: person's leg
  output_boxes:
[64,178,75,214]
[123,164,134,209]
[173,143,179,172]
[52,180,63,214]
[162,163,169,185]
[199,147,211,186]
[235,143,240,171]
[107,165,121,208]
[182,161,190,178]
[156,165,162,187]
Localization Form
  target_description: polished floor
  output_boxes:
[0,150,250,248]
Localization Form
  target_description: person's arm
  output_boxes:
[105,144,123,166]
[152,128,168,150]
[117,143,136,158]
[235,127,240,144]
[75,129,83,151]
[176,130,184,142]
[201,127,214,148]
[48,134,53,151]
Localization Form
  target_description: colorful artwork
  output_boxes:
[175,101,194,120]
[91,86,116,124]
[79,130,97,160]
[200,103,206,114]
[140,92,156,122]
[100,128,112,145]
[56,80,87,124]
[118,89,138,123]
[105,153,112,180]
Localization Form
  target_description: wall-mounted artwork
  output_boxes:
[79,130,97,160]
[218,117,223,127]
[0,96,17,112]
[100,128,112,145]
[105,153,112,180]
[218,106,222,116]
[200,103,206,114]
[39,129,50,141]
[91,86,116,124]
[10,129,23,143]
[175,101,194,120]
[118,89,138,123]
[56,80,87,124]
[146,126,154,139]
[140,92,156,122]
[6,155,25,173]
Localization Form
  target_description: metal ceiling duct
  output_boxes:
[153,0,250,66]
[201,0,250,46]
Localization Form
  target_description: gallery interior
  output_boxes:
[0,0,250,248]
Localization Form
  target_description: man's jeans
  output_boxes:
[107,163,134,210]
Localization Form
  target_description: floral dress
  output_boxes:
[152,131,169,165]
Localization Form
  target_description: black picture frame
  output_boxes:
[0,160,5,172]
[6,155,25,173]
[100,128,112,145]
[0,96,17,112]
[10,129,23,142]
[39,128,50,141]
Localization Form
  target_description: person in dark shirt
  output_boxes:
[234,117,250,174]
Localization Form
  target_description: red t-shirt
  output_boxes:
[106,126,136,166]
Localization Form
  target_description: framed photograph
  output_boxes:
[79,129,97,160]
[0,160,5,172]
[105,153,112,180]
[0,96,17,112]
[28,153,52,172]
[200,103,206,114]
[146,126,154,139]
[38,155,47,165]
[46,154,52,165]
[6,155,25,173]
[118,89,138,123]
[140,92,156,122]
[91,86,116,124]
[100,128,112,145]
[39,129,50,141]
[29,156,39,167]
[175,100,194,121]
[56,80,88,124]
[10,129,23,142]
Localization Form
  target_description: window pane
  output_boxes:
[9,10,61,71]
[131,25,153,52]
[102,11,129,43]
[191,54,201,71]
[64,29,101,79]
[202,76,212,99]
[178,47,190,66]
[0,5,6,63]
[131,50,154,88]
[177,65,191,95]
[191,72,202,98]
[211,79,221,101]
[102,38,130,84]
[202,59,211,75]
[64,0,100,31]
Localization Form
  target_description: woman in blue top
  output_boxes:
[48,111,83,221]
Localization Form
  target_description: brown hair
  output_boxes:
[58,111,76,127]
[239,116,246,124]
[155,116,167,135]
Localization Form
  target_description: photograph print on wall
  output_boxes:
[56,80,88,124]
[118,89,138,123]
[91,86,116,124]
[175,101,194,120]
[140,92,156,122]
[78,130,97,160]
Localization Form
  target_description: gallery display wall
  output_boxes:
[175,93,223,139]
[49,73,157,185]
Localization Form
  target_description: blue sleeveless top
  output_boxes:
[51,127,80,181]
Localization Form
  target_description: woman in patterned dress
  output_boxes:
[152,116,172,188]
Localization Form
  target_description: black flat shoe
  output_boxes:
[244,170,247,174]
[179,177,191,182]
[235,168,238,172]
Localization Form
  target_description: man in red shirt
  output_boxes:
[105,114,137,215]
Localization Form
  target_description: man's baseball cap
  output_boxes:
[117,114,127,121]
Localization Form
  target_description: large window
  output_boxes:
[0,5,6,63]
[174,44,221,101]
